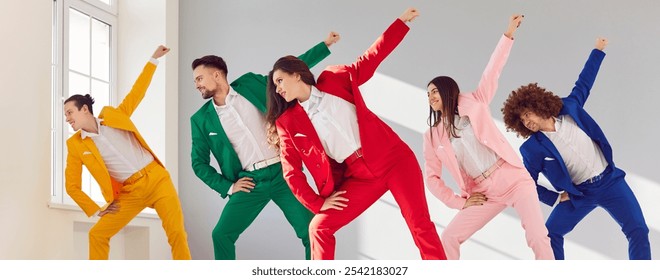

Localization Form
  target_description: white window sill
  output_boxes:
[48,202,159,219]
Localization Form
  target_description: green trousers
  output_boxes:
[212,162,313,259]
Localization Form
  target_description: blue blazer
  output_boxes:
[520,49,617,207]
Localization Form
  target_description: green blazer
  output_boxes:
[190,42,331,198]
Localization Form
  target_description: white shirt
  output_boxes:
[299,86,361,163]
[542,115,608,185]
[449,115,500,178]
[213,89,278,170]
[81,118,155,183]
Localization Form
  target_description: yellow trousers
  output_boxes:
[89,163,191,259]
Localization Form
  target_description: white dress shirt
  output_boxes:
[299,86,361,163]
[449,115,500,178]
[82,118,155,183]
[213,89,279,170]
[542,115,608,185]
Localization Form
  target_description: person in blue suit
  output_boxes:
[500,37,651,259]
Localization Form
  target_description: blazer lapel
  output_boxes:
[287,103,333,195]
[290,103,323,145]
[457,98,487,147]
[432,127,466,191]
[560,104,596,140]
[535,132,571,176]
[205,102,241,166]
[81,136,109,175]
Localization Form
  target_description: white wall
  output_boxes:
[118,0,179,183]
[1,0,657,260]
[0,0,180,259]
[178,0,660,259]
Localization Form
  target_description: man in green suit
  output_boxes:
[189,32,339,260]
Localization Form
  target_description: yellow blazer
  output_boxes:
[65,61,163,217]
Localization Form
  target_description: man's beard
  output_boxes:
[202,89,215,100]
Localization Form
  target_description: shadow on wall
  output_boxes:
[176,71,658,260]
[365,72,659,260]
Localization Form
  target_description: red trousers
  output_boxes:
[309,149,447,260]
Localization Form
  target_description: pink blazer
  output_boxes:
[423,35,523,210]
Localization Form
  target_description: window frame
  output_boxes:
[51,0,119,207]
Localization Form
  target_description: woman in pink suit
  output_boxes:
[264,8,446,260]
[422,15,554,260]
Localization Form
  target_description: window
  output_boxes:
[51,0,117,207]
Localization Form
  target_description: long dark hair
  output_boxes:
[427,76,461,138]
[265,55,317,148]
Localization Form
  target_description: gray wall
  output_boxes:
[178,0,660,259]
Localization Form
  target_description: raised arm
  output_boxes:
[349,7,417,86]
[423,131,467,210]
[230,33,336,103]
[473,14,522,104]
[564,37,607,108]
[297,32,337,69]
[117,45,169,116]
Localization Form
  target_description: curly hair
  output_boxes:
[501,83,563,138]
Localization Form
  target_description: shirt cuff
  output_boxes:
[149,57,159,65]
[227,183,234,196]
[554,192,562,205]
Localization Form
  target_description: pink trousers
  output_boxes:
[441,162,554,260]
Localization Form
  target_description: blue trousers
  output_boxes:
[545,167,651,260]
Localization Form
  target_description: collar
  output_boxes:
[298,86,324,112]
[553,116,563,130]
[81,118,103,139]
[542,116,562,135]
[213,89,238,111]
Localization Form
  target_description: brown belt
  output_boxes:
[472,158,506,184]
[344,148,363,165]
[123,161,159,185]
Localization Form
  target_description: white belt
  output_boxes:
[245,156,281,171]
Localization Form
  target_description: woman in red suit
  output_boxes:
[264,8,446,260]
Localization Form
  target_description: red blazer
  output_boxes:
[275,19,410,213]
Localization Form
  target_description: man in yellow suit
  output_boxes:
[63,45,191,260]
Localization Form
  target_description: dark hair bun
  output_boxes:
[84,94,96,105]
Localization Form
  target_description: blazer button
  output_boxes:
[316,163,321,168]
[301,149,306,153]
